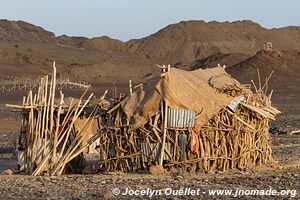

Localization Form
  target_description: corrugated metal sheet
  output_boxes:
[141,142,173,163]
[167,108,195,128]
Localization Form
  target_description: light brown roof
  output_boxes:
[122,66,239,128]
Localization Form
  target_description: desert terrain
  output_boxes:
[0,19,299,199]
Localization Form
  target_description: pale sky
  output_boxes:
[0,0,299,41]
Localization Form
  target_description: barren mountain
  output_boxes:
[0,20,156,83]
[126,20,300,66]
[0,19,55,43]
[0,19,299,86]
[227,50,300,85]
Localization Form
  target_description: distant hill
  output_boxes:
[0,19,299,85]
[227,50,300,86]
[0,19,55,43]
[126,20,300,66]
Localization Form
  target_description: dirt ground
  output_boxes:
[0,97,299,200]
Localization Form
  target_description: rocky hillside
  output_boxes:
[0,20,55,43]
[126,20,300,66]
[0,19,299,84]
[227,50,300,85]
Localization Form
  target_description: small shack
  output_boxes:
[97,65,280,172]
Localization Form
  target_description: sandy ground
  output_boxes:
[0,167,299,199]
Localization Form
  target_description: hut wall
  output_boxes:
[97,105,274,173]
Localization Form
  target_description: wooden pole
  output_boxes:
[49,62,56,135]
[29,90,34,172]
[53,90,64,164]
[45,74,53,158]
[158,65,169,166]
[159,101,168,166]
[42,75,48,155]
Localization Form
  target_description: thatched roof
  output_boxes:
[122,66,241,128]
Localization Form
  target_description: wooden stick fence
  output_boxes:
[0,77,89,92]
[7,62,99,176]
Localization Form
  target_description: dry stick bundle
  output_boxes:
[7,61,97,176]
[50,95,96,176]
[33,88,93,176]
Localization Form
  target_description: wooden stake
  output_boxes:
[159,101,168,166]
[53,90,64,163]
[49,62,56,136]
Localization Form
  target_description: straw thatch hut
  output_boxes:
[97,65,280,172]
